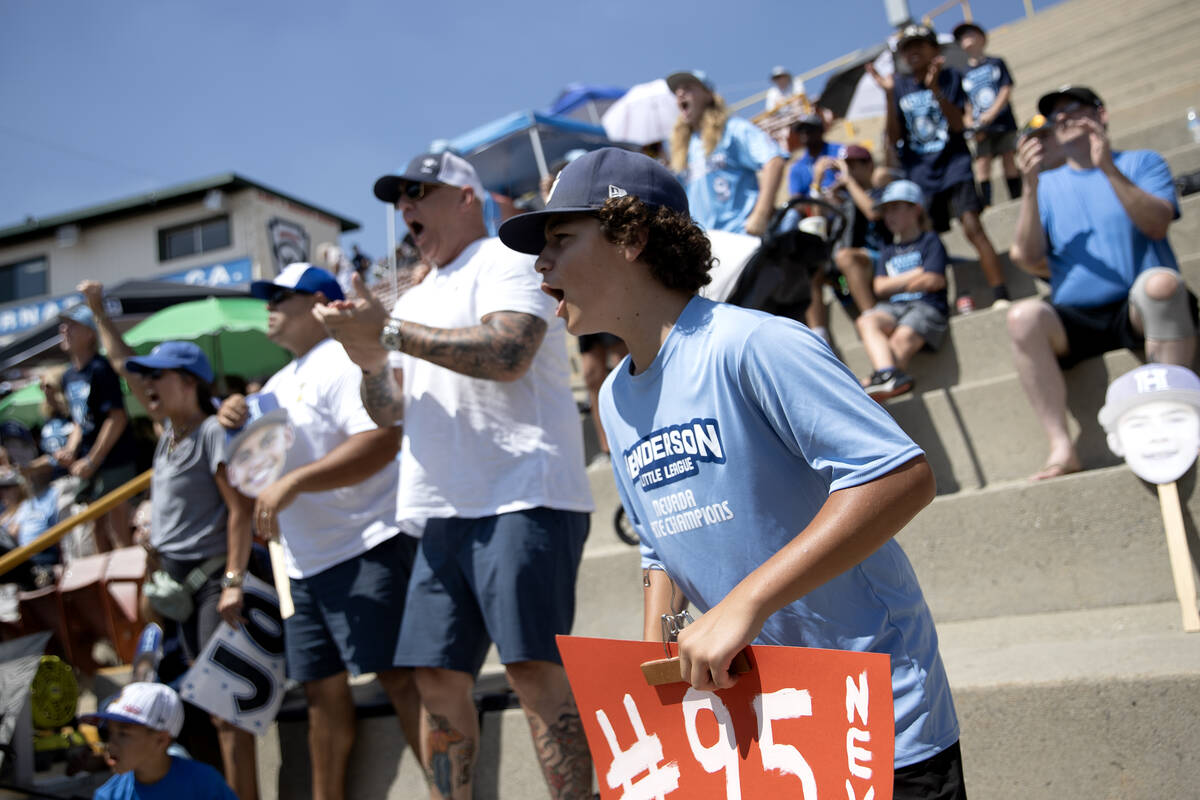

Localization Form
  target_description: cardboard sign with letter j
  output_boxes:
[557,635,894,800]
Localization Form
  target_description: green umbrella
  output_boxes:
[123,297,290,385]
[0,382,45,429]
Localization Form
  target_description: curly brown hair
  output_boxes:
[596,196,714,294]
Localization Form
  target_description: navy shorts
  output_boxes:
[395,507,590,675]
[929,180,983,233]
[284,533,418,683]
[1053,291,1199,369]
[893,740,967,800]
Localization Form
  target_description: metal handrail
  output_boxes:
[0,469,152,577]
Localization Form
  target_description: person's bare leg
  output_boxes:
[304,672,356,800]
[505,660,592,800]
[101,502,131,549]
[959,210,1006,289]
[804,272,829,334]
[1130,270,1199,366]
[855,310,899,375]
[888,326,926,370]
[414,667,477,800]
[973,153,992,186]
[835,248,877,316]
[581,347,612,455]
[1007,299,1079,479]
[214,716,259,800]
[377,668,423,765]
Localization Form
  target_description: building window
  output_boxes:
[0,256,48,303]
[158,215,231,261]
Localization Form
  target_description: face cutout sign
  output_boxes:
[226,393,294,497]
[1099,364,1200,484]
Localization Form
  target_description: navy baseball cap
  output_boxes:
[126,341,215,384]
[1037,85,1104,117]
[896,23,938,49]
[373,151,488,205]
[250,262,344,303]
[498,147,689,255]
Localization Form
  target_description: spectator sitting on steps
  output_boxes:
[1007,85,1196,481]
[855,179,951,401]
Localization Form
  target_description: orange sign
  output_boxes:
[558,636,894,800]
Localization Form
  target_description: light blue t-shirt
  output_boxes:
[93,756,237,799]
[598,296,959,768]
[1038,150,1180,308]
[14,485,59,566]
[683,116,785,233]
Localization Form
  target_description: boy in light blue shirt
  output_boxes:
[499,147,966,799]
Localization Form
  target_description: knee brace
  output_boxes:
[1130,267,1195,341]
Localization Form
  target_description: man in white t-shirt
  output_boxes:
[314,151,594,800]
[219,263,420,800]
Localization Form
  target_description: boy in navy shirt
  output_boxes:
[855,180,950,399]
[954,21,1021,206]
[868,23,1008,312]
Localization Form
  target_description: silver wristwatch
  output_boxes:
[220,571,245,589]
[380,319,404,352]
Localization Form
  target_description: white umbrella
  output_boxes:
[602,79,679,145]
[844,49,894,122]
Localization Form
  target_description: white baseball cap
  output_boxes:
[83,682,184,737]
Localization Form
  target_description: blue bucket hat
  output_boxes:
[498,147,689,255]
[876,179,926,209]
[125,341,214,384]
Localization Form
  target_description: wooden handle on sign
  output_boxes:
[1156,481,1200,633]
[640,651,751,686]
[267,539,295,620]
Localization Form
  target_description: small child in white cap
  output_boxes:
[84,682,236,799]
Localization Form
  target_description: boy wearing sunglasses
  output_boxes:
[1007,85,1195,480]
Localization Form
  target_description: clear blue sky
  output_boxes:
[0,0,1050,260]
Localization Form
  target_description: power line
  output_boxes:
[0,123,166,184]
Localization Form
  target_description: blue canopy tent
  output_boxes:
[547,83,627,126]
[446,110,623,201]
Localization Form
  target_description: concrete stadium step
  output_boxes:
[900,463,1200,622]
[836,303,1020,390]
[997,7,1200,102]
[985,0,1194,72]
[835,251,1200,393]
[885,349,1138,493]
[942,601,1200,800]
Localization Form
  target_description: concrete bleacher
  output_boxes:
[247,0,1200,796]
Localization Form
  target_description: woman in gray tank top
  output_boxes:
[80,282,260,800]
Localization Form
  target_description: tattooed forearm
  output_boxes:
[397,311,547,381]
[527,707,593,799]
[424,712,476,799]
[360,365,405,427]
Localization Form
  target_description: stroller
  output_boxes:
[723,194,851,323]
[611,194,851,545]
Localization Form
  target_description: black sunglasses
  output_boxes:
[266,287,311,306]
[398,181,436,201]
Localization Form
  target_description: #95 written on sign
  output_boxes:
[557,636,894,800]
